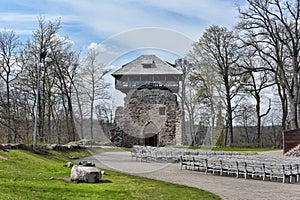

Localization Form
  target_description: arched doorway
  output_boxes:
[145,134,158,146]
[143,122,158,146]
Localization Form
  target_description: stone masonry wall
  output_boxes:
[113,89,181,147]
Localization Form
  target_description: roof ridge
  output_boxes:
[112,54,182,76]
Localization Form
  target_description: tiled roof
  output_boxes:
[111,55,182,76]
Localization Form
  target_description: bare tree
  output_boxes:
[188,58,218,146]
[0,17,114,145]
[190,25,242,146]
[78,44,111,143]
[234,103,256,145]
[28,17,62,143]
[175,58,199,146]
[73,73,88,139]
[264,108,283,148]
[0,30,21,142]
[18,17,80,144]
[49,36,79,142]
[239,49,275,147]
[238,0,300,129]
[95,103,113,140]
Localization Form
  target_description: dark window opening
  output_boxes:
[142,61,156,68]
[142,63,152,68]
[159,107,166,115]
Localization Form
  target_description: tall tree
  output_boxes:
[30,17,62,143]
[176,58,199,146]
[50,36,79,142]
[188,59,218,146]
[239,48,274,147]
[190,25,242,146]
[79,44,111,143]
[73,71,88,139]
[234,103,256,145]
[0,30,21,142]
[238,0,300,129]
[19,17,79,144]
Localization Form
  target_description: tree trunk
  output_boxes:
[276,80,288,130]
[6,77,12,143]
[225,75,233,145]
[74,86,84,139]
[90,102,94,144]
[288,93,299,129]
[256,95,261,148]
[66,93,77,141]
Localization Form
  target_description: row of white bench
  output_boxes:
[130,145,250,163]
[180,155,300,183]
[130,146,300,183]
[131,147,181,162]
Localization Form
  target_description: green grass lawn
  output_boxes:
[0,149,220,200]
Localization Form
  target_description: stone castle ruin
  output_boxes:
[110,55,182,147]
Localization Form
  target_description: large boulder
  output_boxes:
[70,165,101,183]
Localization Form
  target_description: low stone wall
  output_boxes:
[0,143,28,150]
[0,143,86,151]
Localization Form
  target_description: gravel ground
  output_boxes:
[78,151,300,200]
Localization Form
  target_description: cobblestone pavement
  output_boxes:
[80,151,300,200]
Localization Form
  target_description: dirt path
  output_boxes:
[79,151,300,200]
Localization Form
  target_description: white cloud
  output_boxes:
[133,0,241,24]
[95,28,194,66]
[0,12,37,22]
[48,0,246,40]
[88,42,107,53]
[0,0,248,108]
[0,13,36,35]
[0,11,78,38]
[0,0,248,63]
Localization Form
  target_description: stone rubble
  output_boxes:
[0,143,85,151]
[284,144,300,157]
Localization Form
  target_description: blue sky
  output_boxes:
[0,0,248,106]
[0,0,247,64]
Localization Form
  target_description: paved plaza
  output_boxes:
[79,151,300,200]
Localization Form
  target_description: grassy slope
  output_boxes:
[0,149,220,200]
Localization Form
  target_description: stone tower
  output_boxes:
[111,55,182,147]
